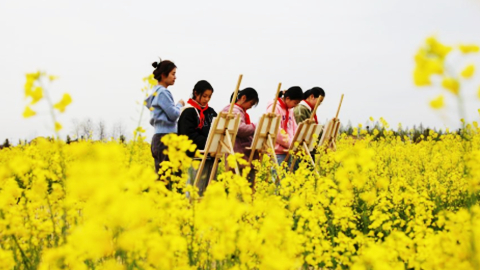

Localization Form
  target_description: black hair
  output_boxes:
[192,80,214,99]
[230,87,259,106]
[278,86,303,101]
[303,87,325,100]
[152,59,177,82]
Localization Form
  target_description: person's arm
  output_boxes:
[236,108,255,137]
[276,108,290,149]
[178,109,208,149]
[291,110,298,144]
[157,90,183,122]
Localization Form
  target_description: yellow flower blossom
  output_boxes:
[29,86,43,104]
[413,67,431,86]
[53,93,72,113]
[142,74,157,89]
[459,44,479,54]
[461,64,475,79]
[22,106,36,118]
[55,122,62,131]
[429,95,445,109]
[3,126,480,269]
[426,36,452,58]
[441,77,460,95]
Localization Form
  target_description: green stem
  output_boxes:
[46,195,59,246]
[12,235,31,269]
[39,80,59,138]
[458,90,467,128]
[128,89,148,166]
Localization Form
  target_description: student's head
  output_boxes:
[279,86,303,108]
[231,87,259,111]
[152,59,177,87]
[192,80,213,107]
[304,87,325,107]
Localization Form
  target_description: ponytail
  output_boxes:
[152,58,177,82]
[231,87,259,106]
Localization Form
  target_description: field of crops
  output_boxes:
[1,123,480,270]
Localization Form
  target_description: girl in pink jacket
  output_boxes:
[266,86,303,165]
[221,88,259,184]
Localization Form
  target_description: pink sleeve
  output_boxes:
[237,115,255,137]
[275,106,290,148]
[290,112,298,144]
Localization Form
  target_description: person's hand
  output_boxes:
[178,99,185,106]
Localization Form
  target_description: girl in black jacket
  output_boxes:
[178,80,217,194]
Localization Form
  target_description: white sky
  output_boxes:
[1,0,480,141]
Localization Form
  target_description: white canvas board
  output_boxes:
[250,115,281,150]
[306,124,324,151]
[319,120,334,146]
[205,115,240,154]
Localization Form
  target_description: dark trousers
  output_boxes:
[151,133,172,190]
[188,157,216,196]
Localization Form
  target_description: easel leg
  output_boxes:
[331,140,337,152]
[224,153,229,171]
[303,142,315,167]
[267,135,279,166]
[265,136,280,184]
[193,154,208,188]
[208,155,220,185]
[303,142,321,177]
[224,131,240,175]
[289,156,298,172]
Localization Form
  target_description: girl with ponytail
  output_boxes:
[146,59,185,189]
[178,80,217,194]
[266,86,303,165]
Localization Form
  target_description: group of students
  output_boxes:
[147,59,326,190]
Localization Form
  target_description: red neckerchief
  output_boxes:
[305,100,318,124]
[278,98,289,130]
[235,103,251,124]
[187,99,209,129]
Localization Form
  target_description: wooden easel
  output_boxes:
[246,83,282,165]
[193,75,243,192]
[284,95,324,171]
[318,94,344,152]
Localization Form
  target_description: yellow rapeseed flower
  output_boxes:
[413,68,431,86]
[30,86,43,104]
[48,75,59,81]
[22,106,36,118]
[53,93,72,112]
[429,95,444,109]
[426,36,452,58]
[441,77,460,95]
[459,44,479,54]
[55,122,62,131]
[460,64,475,79]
